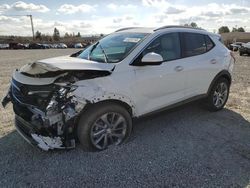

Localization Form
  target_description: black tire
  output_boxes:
[204,77,230,112]
[77,102,132,151]
[239,52,243,56]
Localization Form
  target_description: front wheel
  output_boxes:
[77,102,132,151]
[205,78,230,111]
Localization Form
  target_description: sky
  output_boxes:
[0,0,249,36]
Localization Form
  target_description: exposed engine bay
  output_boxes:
[2,64,112,151]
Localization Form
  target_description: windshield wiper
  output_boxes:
[88,41,99,60]
[88,41,109,63]
[99,44,109,63]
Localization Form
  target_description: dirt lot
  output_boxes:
[0,49,249,187]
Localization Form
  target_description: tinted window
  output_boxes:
[182,33,206,57]
[205,35,214,51]
[142,33,181,61]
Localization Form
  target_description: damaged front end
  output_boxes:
[2,65,112,151]
[3,75,86,151]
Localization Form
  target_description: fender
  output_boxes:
[207,70,232,95]
[72,85,137,116]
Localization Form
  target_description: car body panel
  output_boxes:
[20,56,115,75]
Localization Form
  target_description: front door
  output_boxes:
[131,32,189,115]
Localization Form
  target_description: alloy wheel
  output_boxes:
[90,112,127,150]
[213,82,228,108]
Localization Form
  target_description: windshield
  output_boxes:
[78,33,148,63]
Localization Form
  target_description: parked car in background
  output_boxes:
[9,42,26,49]
[29,43,46,49]
[2,26,235,151]
[42,44,50,49]
[229,42,244,51]
[56,43,67,48]
[0,43,9,49]
[239,42,250,56]
[74,43,83,48]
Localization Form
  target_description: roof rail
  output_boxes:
[154,25,206,31]
[115,27,143,32]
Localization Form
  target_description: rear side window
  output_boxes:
[205,35,215,51]
[181,33,215,58]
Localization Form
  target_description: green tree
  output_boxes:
[53,27,60,41]
[232,27,238,32]
[183,22,198,28]
[218,26,230,34]
[190,22,198,28]
[237,27,245,32]
[64,32,70,38]
[35,30,42,40]
[77,32,81,37]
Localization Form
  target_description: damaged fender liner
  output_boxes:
[15,115,75,151]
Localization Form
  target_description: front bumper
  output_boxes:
[15,115,37,146]
[15,115,75,151]
[2,77,87,151]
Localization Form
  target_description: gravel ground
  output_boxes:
[0,49,250,187]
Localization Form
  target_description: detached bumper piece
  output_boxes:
[15,115,75,151]
[1,87,11,108]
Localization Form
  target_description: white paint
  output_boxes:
[20,55,115,75]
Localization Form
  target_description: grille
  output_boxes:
[11,79,56,109]
[11,80,36,105]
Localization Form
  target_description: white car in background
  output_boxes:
[2,26,235,151]
[74,43,83,48]
[56,43,67,48]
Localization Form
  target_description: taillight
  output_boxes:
[230,51,236,63]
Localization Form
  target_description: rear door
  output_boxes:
[180,32,220,97]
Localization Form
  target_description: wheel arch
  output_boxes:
[91,99,133,116]
[207,70,232,95]
[78,98,135,118]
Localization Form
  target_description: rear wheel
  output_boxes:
[77,102,132,151]
[205,78,230,111]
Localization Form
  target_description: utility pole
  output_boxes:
[2,14,35,40]
[27,15,35,40]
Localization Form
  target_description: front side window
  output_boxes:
[142,32,181,62]
[78,33,148,63]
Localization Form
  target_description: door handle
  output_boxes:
[210,59,217,64]
[175,66,183,72]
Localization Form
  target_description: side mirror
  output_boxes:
[140,52,163,66]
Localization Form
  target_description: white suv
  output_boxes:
[2,26,235,151]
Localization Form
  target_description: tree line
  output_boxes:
[183,22,246,34]
[218,26,245,34]
[35,27,82,42]
[34,24,248,40]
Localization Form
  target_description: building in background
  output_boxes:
[221,32,250,45]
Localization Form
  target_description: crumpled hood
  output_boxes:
[20,55,115,75]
